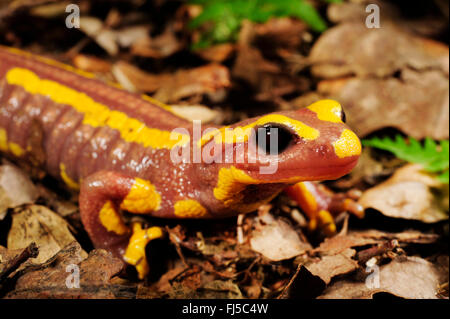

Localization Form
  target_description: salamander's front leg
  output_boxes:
[285,181,364,236]
[79,171,164,279]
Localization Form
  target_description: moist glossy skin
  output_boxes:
[0,46,361,274]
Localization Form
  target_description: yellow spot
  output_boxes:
[0,128,25,156]
[6,68,190,150]
[123,223,163,279]
[60,163,80,190]
[307,99,343,123]
[333,129,361,158]
[213,166,301,213]
[120,178,161,214]
[8,142,25,157]
[0,128,7,151]
[174,199,208,218]
[199,114,319,147]
[99,200,129,235]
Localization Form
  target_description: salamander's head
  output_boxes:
[201,100,361,183]
[197,99,361,216]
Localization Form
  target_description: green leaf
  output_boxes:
[189,0,328,48]
[363,135,450,184]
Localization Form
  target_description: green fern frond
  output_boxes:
[363,135,449,184]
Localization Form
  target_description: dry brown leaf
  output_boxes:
[319,256,446,299]
[0,164,39,220]
[72,54,112,73]
[5,242,127,299]
[327,1,448,38]
[250,215,311,261]
[130,26,182,58]
[304,248,358,285]
[169,104,224,124]
[7,205,87,264]
[113,61,230,103]
[359,164,448,223]
[310,23,448,78]
[195,43,235,63]
[322,70,448,139]
[79,16,118,55]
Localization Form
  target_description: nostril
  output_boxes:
[255,123,293,155]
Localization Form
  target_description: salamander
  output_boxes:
[0,46,362,278]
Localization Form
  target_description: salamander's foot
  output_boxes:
[123,223,164,279]
[286,181,364,236]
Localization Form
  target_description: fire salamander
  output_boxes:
[0,46,362,278]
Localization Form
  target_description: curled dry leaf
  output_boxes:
[7,205,87,264]
[130,26,182,58]
[359,164,449,223]
[6,242,127,299]
[72,54,112,73]
[113,61,230,103]
[250,214,311,261]
[319,256,446,299]
[0,164,39,220]
[194,43,235,63]
[169,104,224,124]
[79,16,118,55]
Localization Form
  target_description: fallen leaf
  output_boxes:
[130,25,182,58]
[195,43,235,62]
[314,70,449,139]
[359,164,448,223]
[79,16,119,55]
[7,205,87,264]
[309,23,448,78]
[327,1,449,38]
[0,243,38,285]
[169,104,224,124]
[113,61,230,103]
[304,248,359,285]
[5,242,128,299]
[72,54,112,73]
[0,164,39,220]
[319,256,446,299]
[250,215,311,261]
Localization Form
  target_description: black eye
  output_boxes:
[255,123,293,155]
[340,108,346,123]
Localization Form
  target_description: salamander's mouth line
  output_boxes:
[239,157,358,179]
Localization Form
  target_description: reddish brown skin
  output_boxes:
[0,47,360,259]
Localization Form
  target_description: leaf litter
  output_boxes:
[0,0,447,299]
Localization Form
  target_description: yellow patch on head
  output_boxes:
[60,163,80,190]
[6,68,190,150]
[199,114,319,147]
[307,99,343,123]
[124,223,164,279]
[213,166,300,214]
[120,178,161,214]
[333,129,361,158]
[173,199,208,218]
[99,200,129,235]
